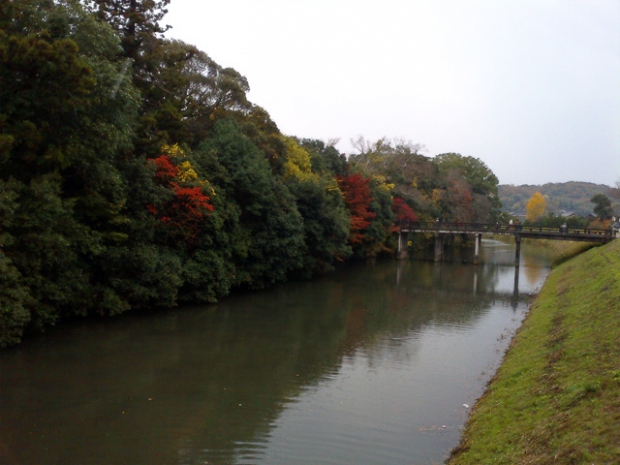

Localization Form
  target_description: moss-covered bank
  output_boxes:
[447,239,620,464]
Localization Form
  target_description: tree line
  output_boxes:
[524,190,618,229]
[0,0,502,346]
[499,182,619,217]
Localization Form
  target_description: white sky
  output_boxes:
[164,0,620,186]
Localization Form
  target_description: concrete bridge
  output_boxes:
[395,221,617,265]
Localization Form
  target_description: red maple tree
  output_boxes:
[147,155,214,242]
[392,197,418,222]
[152,155,178,183]
[337,174,376,244]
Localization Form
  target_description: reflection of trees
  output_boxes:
[0,256,538,465]
[523,254,543,287]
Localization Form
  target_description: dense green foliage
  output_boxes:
[591,193,613,219]
[499,182,619,216]
[0,0,502,346]
[524,212,590,229]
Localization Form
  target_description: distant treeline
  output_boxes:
[0,0,502,346]
[499,182,618,216]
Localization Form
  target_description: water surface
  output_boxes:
[0,239,551,464]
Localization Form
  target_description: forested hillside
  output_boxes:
[0,0,502,346]
[499,182,618,216]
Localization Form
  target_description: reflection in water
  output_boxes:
[0,240,550,465]
[523,247,549,288]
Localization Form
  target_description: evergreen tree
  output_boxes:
[591,193,613,219]
[195,120,305,289]
[0,0,149,342]
[86,0,171,62]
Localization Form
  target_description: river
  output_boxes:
[0,239,552,465]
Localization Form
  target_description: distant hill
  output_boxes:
[498,182,618,216]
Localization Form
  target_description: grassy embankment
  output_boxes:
[531,239,596,266]
[447,238,620,464]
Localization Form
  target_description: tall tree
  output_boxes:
[434,153,501,221]
[336,173,376,247]
[590,193,612,219]
[364,180,396,256]
[135,39,252,151]
[195,119,305,289]
[0,0,154,343]
[287,177,352,275]
[301,139,348,177]
[526,191,547,223]
[281,137,351,274]
[87,0,170,61]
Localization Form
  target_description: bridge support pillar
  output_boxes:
[434,234,444,262]
[473,234,482,265]
[396,231,409,260]
[515,235,521,267]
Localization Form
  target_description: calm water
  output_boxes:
[0,240,552,465]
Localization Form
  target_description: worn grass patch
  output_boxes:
[447,240,620,465]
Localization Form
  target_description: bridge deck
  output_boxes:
[396,221,616,244]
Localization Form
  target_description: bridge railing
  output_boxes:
[395,220,616,238]
[395,221,509,232]
[517,226,614,237]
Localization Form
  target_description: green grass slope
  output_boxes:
[447,239,620,465]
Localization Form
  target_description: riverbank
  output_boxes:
[525,238,596,266]
[447,239,620,464]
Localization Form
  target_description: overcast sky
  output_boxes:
[164,0,620,187]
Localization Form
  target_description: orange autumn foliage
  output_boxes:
[337,173,376,244]
[147,155,214,241]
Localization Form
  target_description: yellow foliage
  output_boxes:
[326,180,343,197]
[372,174,395,192]
[161,143,185,159]
[161,143,212,190]
[526,191,546,222]
[282,136,315,182]
[177,161,198,183]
